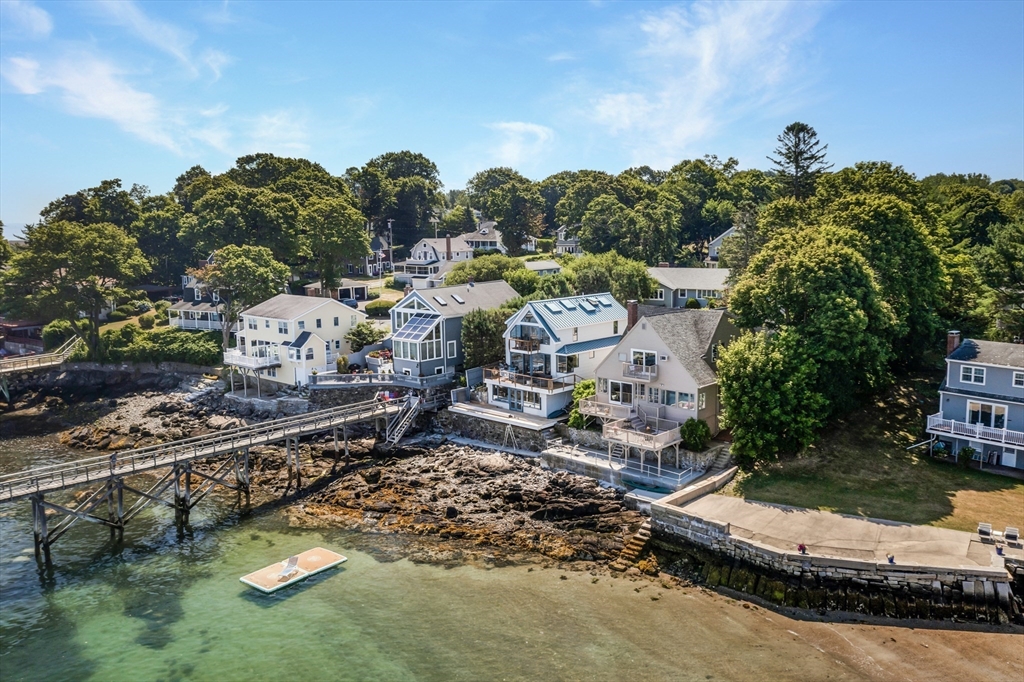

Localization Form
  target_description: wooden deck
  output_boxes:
[240,547,347,594]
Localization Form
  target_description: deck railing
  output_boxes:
[482,365,577,392]
[310,371,454,389]
[603,416,682,450]
[622,363,658,381]
[0,337,82,374]
[223,349,281,369]
[578,398,631,420]
[510,338,542,352]
[926,413,1024,447]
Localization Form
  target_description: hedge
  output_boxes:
[365,299,396,317]
[101,326,222,366]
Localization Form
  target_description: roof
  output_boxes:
[524,293,627,336]
[392,313,441,342]
[939,381,1024,406]
[170,300,223,313]
[401,280,519,318]
[647,267,730,292]
[524,260,562,273]
[302,279,369,291]
[948,339,1024,369]
[708,226,736,247]
[637,304,678,319]
[643,309,731,386]
[555,336,621,355]
[243,294,357,321]
[291,331,313,349]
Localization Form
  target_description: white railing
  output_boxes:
[310,371,454,388]
[622,363,658,381]
[223,349,280,369]
[927,413,1024,447]
[0,337,82,374]
[604,416,682,450]
[578,398,631,420]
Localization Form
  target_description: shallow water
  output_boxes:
[1,435,1019,682]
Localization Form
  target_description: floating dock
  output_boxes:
[240,547,347,594]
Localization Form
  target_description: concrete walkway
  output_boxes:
[679,495,1021,570]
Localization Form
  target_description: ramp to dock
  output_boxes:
[240,547,347,593]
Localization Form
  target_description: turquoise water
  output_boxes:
[0,436,892,681]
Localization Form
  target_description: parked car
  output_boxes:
[341,298,358,309]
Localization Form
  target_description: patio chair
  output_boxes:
[977,522,993,540]
[1005,527,1020,545]
[276,555,300,580]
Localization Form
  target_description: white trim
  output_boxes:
[960,364,986,385]
[965,399,1010,429]
[447,340,457,359]
[947,358,1024,372]
[1014,371,1024,388]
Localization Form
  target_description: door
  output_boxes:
[509,389,524,412]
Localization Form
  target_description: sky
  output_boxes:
[1,0,1022,231]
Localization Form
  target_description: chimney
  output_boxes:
[468,275,475,288]
[947,330,961,356]
[403,285,412,296]
[446,234,452,261]
[626,300,638,332]
[657,262,670,268]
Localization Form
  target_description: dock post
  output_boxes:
[343,424,350,466]
[294,438,302,490]
[115,478,124,541]
[243,447,251,504]
[173,464,185,527]
[182,463,192,525]
[107,479,116,539]
[31,496,42,565]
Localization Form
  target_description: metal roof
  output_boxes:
[525,293,627,332]
[647,267,730,292]
[555,336,621,355]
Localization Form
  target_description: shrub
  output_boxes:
[567,379,596,429]
[106,310,128,322]
[138,314,156,329]
[101,327,221,366]
[366,290,381,300]
[345,321,387,352]
[42,319,75,350]
[384,277,404,291]
[680,418,712,451]
[365,300,396,317]
[685,297,701,309]
[115,303,137,316]
[336,355,349,373]
[536,238,554,253]
[154,300,171,314]
[958,446,977,469]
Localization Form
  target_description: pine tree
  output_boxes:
[767,122,833,201]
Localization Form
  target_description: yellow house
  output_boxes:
[224,294,367,387]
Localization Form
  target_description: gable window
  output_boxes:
[613,320,619,334]
[297,321,305,330]
[316,318,322,329]
[278,322,288,334]
[967,401,1006,429]
[1014,372,1024,388]
[598,378,608,393]
[632,350,657,367]
[572,327,578,341]
[961,365,985,384]
[305,347,314,360]
[212,291,220,303]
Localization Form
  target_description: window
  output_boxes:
[305,347,314,360]
[1014,372,1024,388]
[247,319,257,330]
[662,390,676,406]
[631,350,657,367]
[653,289,665,301]
[350,315,357,327]
[598,378,608,393]
[298,321,305,331]
[613,321,619,334]
[609,381,633,405]
[278,322,288,334]
[193,288,201,301]
[335,340,341,350]
[648,388,659,404]
[636,384,645,399]
[265,319,270,328]
[448,340,457,358]
[572,327,578,341]
[556,354,578,374]
[348,264,354,274]
[334,316,339,327]
[316,318,322,329]
[961,365,985,384]
[699,392,706,410]
[697,289,721,299]
[212,291,220,303]
[968,401,1006,429]
[435,367,444,375]
[288,347,299,361]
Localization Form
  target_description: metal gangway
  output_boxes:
[0,395,416,566]
[0,337,82,401]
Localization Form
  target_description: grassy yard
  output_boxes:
[720,368,1024,533]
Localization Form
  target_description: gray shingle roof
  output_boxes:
[524,260,562,272]
[243,294,344,321]
[644,309,730,386]
[647,267,730,291]
[948,339,1024,369]
[406,280,519,318]
[170,300,222,313]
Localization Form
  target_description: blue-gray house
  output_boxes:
[389,280,518,380]
[926,331,1024,471]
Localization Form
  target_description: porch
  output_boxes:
[926,413,1024,447]
[482,364,578,392]
[223,349,281,370]
[447,400,562,431]
[541,442,706,491]
[309,370,454,389]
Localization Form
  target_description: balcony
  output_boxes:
[309,371,454,389]
[223,349,281,369]
[622,363,658,381]
[926,413,1024,447]
[578,398,632,421]
[510,338,542,352]
[603,415,682,450]
[483,365,577,392]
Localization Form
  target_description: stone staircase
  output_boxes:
[610,520,651,571]
[707,445,733,473]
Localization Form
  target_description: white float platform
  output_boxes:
[240,547,347,594]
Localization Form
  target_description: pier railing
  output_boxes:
[0,337,82,375]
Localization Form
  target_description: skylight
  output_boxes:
[560,300,576,310]
[578,301,595,313]
[597,296,613,307]
[545,302,563,314]
[452,294,465,304]
[432,296,448,306]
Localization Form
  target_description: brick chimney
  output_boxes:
[947,330,961,356]
[657,262,670,268]
[626,300,638,332]
[446,234,452,261]
[403,285,412,296]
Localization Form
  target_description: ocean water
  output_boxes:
[3,435,1004,682]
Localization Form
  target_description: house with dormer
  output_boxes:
[168,254,234,332]
[704,226,735,268]
[483,293,627,419]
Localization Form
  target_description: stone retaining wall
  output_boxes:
[650,495,1020,624]
[434,409,551,453]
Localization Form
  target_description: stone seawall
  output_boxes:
[650,498,1020,624]
[434,409,552,453]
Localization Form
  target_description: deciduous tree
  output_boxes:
[299,197,371,294]
[461,308,507,368]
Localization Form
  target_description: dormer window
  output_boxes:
[212,291,219,303]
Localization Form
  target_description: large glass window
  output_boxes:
[556,354,578,373]
[968,401,1006,428]
[631,350,657,366]
[610,381,633,405]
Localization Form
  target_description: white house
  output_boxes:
[554,226,582,256]
[524,260,562,277]
[646,267,730,308]
[704,226,735,268]
[224,294,367,387]
[483,293,627,419]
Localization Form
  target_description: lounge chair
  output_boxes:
[1005,527,1020,545]
[276,555,300,580]
[978,523,993,540]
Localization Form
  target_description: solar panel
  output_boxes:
[560,300,576,310]
[452,294,465,304]
[432,296,448,306]
[545,302,562,314]
[578,301,595,313]
[393,315,439,341]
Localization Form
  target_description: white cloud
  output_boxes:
[547,51,575,62]
[590,1,821,165]
[246,111,310,155]
[2,52,178,150]
[0,0,53,38]
[487,121,555,167]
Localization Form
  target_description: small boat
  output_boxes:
[240,547,347,594]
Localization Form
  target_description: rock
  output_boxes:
[445,506,459,519]
[206,415,240,430]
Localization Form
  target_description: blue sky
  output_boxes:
[1,1,1022,231]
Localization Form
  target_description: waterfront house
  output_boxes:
[302,279,369,302]
[554,226,582,256]
[168,256,234,332]
[580,306,739,436]
[462,223,507,254]
[925,332,1024,472]
[646,266,730,308]
[389,280,518,380]
[224,294,367,387]
[704,226,735,268]
[524,260,562,277]
[483,293,627,419]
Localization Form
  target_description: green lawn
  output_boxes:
[720,368,1024,533]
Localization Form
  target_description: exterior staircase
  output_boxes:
[610,442,627,459]
[382,396,421,449]
[707,445,733,473]
[610,520,651,572]
[629,415,646,431]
